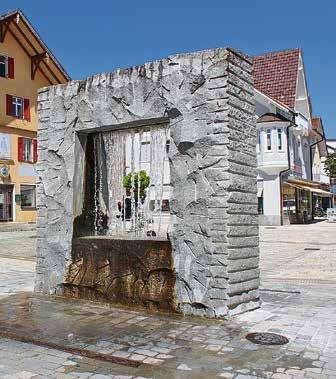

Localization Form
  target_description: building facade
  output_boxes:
[253,49,331,225]
[325,139,336,206]
[0,10,69,222]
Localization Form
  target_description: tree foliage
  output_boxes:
[324,153,336,178]
[123,170,150,199]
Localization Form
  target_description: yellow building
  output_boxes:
[0,9,69,223]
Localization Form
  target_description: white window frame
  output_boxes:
[22,138,33,162]
[12,96,23,119]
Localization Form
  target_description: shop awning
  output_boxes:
[311,188,333,197]
[286,181,332,197]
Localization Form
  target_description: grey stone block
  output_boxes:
[35,47,259,318]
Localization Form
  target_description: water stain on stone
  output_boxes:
[61,236,177,313]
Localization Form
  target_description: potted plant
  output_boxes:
[123,170,150,203]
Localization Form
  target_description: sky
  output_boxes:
[1,1,335,138]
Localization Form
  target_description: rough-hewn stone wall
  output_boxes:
[35,47,259,317]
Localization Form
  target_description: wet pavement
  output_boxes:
[0,221,335,378]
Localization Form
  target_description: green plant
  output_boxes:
[123,170,150,199]
[324,153,336,179]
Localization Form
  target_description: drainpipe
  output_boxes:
[279,117,297,225]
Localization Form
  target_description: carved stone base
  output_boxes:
[60,236,177,312]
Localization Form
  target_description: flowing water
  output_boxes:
[93,124,170,239]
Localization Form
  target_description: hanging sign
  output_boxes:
[0,165,10,178]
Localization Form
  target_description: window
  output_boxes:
[23,138,32,162]
[277,128,283,150]
[141,141,150,161]
[12,96,23,118]
[18,137,37,163]
[166,139,170,157]
[0,55,14,79]
[20,185,36,209]
[0,56,6,78]
[149,199,170,212]
[258,196,263,215]
[266,129,272,151]
[0,134,10,159]
[6,95,30,120]
[257,131,261,152]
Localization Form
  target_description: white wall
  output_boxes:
[257,122,289,175]
[259,174,282,225]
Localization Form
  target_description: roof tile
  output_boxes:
[253,49,300,109]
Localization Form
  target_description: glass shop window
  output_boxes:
[20,185,36,209]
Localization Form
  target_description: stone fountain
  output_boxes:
[35,47,260,318]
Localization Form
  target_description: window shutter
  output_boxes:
[8,57,14,79]
[6,94,12,116]
[18,137,24,162]
[33,139,38,163]
[23,98,30,121]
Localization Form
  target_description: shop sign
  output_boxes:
[327,208,336,222]
[15,194,22,202]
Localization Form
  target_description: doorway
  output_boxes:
[0,185,13,221]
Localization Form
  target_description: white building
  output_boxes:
[325,139,336,206]
[253,49,332,225]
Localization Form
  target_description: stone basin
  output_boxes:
[59,236,177,312]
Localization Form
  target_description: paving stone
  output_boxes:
[142,357,164,366]
[177,363,192,371]
[111,351,131,359]
[129,354,147,362]
[219,373,234,378]
[1,223,336,378]
[156,354,174,359]
[133,349,158,357]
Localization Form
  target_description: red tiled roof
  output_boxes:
[311,117,328,157]
[253,49,300,109]
[312,117,321,130]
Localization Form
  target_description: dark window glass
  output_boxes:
[266,129,272,151]
[0,56,6,78]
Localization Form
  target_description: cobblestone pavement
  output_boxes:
[0,228,36,261]
[0,221,335,378]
